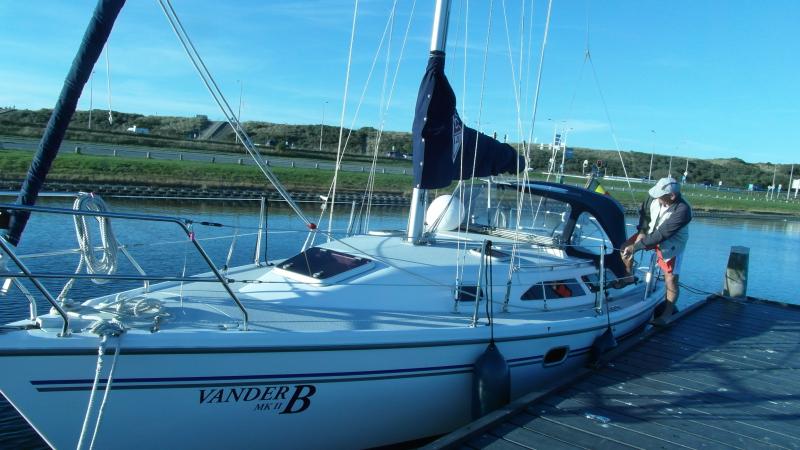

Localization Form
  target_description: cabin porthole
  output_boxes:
[543,346,569,367]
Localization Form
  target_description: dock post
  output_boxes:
[723,246,749,298]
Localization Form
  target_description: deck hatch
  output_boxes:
[278,248,371,280]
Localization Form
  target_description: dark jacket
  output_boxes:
[634,195,692,259]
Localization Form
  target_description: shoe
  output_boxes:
[650,315,671,327]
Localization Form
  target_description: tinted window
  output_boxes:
[581,274,600,292]
[455,285,481,302]
[521,283,545,300]
[278,247,371,279]
[521,278,585,301]
[545,279,585,299]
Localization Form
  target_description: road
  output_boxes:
[0,135,411,175]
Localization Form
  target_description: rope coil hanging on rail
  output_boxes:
[73,193,119,283]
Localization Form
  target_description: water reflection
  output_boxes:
[5,197,798,312]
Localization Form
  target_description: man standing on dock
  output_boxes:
[622,177,692,325]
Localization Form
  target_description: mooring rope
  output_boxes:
[88,335,121,450]
[76,336,107,450]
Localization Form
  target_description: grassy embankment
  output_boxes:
[593,177,800,215]
[0,149,411,194]
[1,149,798,215]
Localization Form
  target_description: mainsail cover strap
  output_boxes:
[412,51,525,189]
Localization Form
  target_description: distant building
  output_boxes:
[126,125,150,134]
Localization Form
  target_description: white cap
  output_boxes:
[648,177,680,198]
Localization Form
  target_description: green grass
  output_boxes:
[591,176,800,215]
[2,149,799,215]
[0,149,413,194]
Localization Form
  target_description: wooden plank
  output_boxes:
[635,344,800,392]
[633,342,800,384]
[548,387,747,449]
[561,380,754,449]
[507,412,634,450]
[613,343,794,386]
[532,397,692,448]
[619,346,800,397]
[487,422,584,450]
[609,354,800,416]
[655,321,798,348]
[585,371,800,447]
[674,301,787,329]
[675,303,800,340]
[648,334,800,368]
[602,363,800,416]
[665,321,800,349]
[466,432,531,450]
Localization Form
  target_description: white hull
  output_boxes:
[1,180,666,448]
[0,293,656,449]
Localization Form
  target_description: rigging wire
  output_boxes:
[521,0,553,229]
[323,0,409,237]
[453,0,470,295]
[587,54,635,203]
[156,0,312,228]
[522,0,536,127]
[362,6,396,232]
[327,0,361,241]
[458,0,495,290]
[500,0,526,155]
[524,0,553,156]
[360,0,416,232]
[500,0,537,304]
[579,1,636,203]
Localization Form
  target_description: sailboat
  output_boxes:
[0,1,665,448]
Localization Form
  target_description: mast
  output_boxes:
[407,0,451,243]
[3,0,126,246]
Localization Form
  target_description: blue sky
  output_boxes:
[1,1,798,164]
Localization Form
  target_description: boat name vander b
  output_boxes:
[199,384,317,414]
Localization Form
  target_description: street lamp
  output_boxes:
[559,127,573,178]
[648,129,655,181]
[319,101,327,152]
[668,155,673,178]
[770,164,778,200]
[235,80,243,144]
[88,70,95,130]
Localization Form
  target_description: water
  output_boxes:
[1,197,798,448]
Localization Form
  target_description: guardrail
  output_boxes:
[0,202,252,334]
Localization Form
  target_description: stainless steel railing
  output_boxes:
[0,202,250,333]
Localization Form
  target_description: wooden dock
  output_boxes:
[426,295,800,449]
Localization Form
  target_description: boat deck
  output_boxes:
[427,295,800,449]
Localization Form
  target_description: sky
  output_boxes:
[1,0,799,165]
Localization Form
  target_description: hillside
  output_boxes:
[1,108,795,189]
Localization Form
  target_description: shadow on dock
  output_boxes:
[428,295,800,449]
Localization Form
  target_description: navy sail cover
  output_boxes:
[412,51,525,189]
[3,0,127,246]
